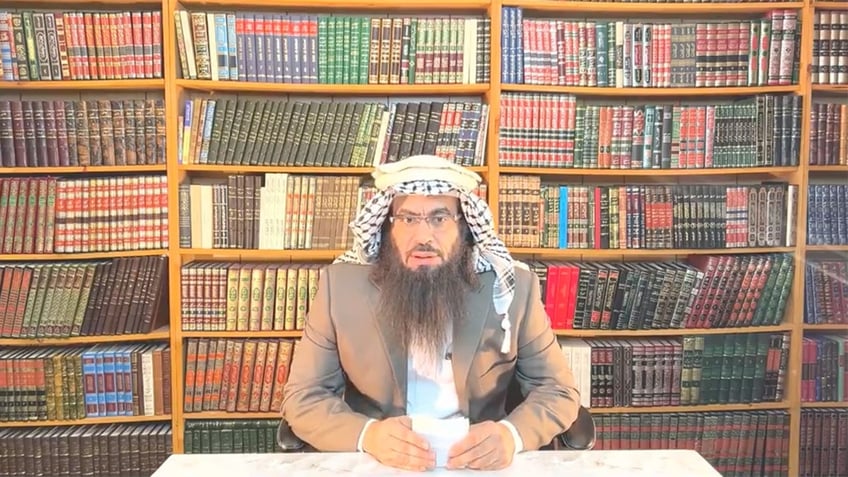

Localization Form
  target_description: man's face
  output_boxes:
[388,194,462,270]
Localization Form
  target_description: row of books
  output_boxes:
[0,99,167,168]
[0,176,169,255]
[532,253,792,331]
[0,10,163,81]
[0,423,172,477]
[175,11,491,85]
[804,259,848,325]
[0,256,167,339]
[178,98,488,168]
[0,343,170,422]
[0,93,834,170]
[593,411,790,477]
[184,419,281,454]
[179,175,362,251]
[560,333,789,409]
[799,409,848,477]
[809,101,848,166]
[800,335,848,403]
[807,184,848,245]
[500,177,798,250]
[180,263,318,333]
[183,338,296,414]
[497,93,801,169]
[501,8,799,87]
[811,11,848,86]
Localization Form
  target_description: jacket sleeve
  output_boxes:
[502,270,581,451]
[280,267,371,451]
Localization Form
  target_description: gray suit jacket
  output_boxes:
[281,262,580,452]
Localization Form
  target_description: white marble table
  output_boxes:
[152,449,722,477]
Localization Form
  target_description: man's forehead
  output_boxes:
[391,193,460,212]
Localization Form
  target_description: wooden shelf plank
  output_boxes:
[501,84,800,96]
[812,84,848,92]
[180,248,344,260]
[509,246,795,257]
[0,165,167,175]
[808,165,848,172]
[0,415,172,427]
[806,244,848,252]
[0,79,165,91]
[0,327,170,347]
[800,402,848,408]
[555,324,792,337]
[580,402,790,414]
[3,0,161,5]
[812,1,848,9]
[499,166,798,176]
[506,0,804,12]
[177,79,489,95]
[177,0,489,9]
[181,330,303,338]
[184,412,281,420]
[803,323,848,331]
[0,249,168,262]
[180,164,485,174]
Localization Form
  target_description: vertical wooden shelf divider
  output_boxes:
[164,0,186,453]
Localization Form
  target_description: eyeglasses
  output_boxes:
[388,213,461,230]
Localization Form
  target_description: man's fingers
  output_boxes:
[447,434,495,468]
[447,429,486,458]
[465,446,500,470]
[386,440,435,471]
[388,426,431,452]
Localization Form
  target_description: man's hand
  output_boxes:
[445,421,516,470]
[362,416,436,472]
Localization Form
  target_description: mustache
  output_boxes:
[410,244,442,256]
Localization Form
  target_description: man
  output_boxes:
[281,155,580,472]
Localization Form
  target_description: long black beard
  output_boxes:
[370,234,479,366]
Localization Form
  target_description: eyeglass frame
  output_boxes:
[387,212,463,229]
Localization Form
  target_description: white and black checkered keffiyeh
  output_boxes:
[334,179,517,354]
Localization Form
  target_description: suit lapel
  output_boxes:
[367,280,408,414]
[451,272,494,416]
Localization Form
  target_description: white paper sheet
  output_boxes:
[410,415,470,467]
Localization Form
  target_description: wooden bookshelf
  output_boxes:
[179,165,488,174]
[181,330,303,338]
[805,244,848,252]
[502,0,805,12]
[509,246,795,258]
[588,402,791,414]
[0,327,171,347]
[811,84,848,92]
[800,402,848,408]
[2,0,842,474]
[808,165,848,172]
[556,324,794,337]
[176,79,490,95]
[803,323,848,331]
[183,412,282,420]
[178,248,344,260]
[812,1,848,8]
[499,166,799,176]
[0,249,168,262]
[500,84,801,96]
[176,0,490,9]
[0,165,168,175]
[0,415,172,428]
[0,79,165,90]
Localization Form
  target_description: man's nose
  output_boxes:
[410,222,436,243]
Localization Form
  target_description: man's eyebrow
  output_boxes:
[395,206,454,215]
